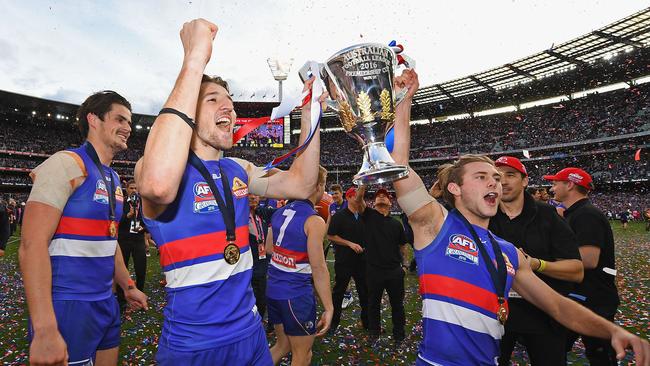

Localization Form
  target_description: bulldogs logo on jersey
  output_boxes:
[93,180,109,204]
[193,182,219,213]
[232,177,248,198]
[115,185,124,202]
[445,234,479,265]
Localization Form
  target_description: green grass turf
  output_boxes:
[0,221,647,365]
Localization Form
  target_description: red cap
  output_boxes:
[543,167,593,190]
[345,187,357,199]
[374,188,390,199]
[495,156,527,176]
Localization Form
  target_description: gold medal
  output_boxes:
[497,303,508,325]
[109,222,117,238]
[224,243,240,265]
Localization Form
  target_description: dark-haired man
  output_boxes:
[20,90,148,366]
[136,19,322,365]
[489,157,583,365]
[545,168,621,365]
[354,186,409,345]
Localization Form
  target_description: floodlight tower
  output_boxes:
[267,58,293,103]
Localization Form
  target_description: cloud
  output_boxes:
[0,0,647,115]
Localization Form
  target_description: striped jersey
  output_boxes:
[50,143,124,301]
[143,157,259,351]
[267,200,316,300]
[415,211,519,366]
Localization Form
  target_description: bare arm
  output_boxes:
[526,256,584,283]
[579,245,601,269]
[390,69,445,248]
[514,250,650,364]
[263,78,322,200]
[19,202,62,338]
[305,216,333,336]
[138,20,218,213]
[265,226,274,255]
[354,185,366,213]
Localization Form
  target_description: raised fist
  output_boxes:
[180,19,218,68]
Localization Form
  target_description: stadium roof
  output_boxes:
[412,7,650,108]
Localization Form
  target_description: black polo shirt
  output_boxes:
[489,191,581,333]
[564,198,619,309]
[328,207,365,266]
[361,207,407,272]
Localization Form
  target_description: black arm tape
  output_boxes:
[159,108,195,129]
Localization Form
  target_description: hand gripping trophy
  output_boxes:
[302,43,415,185]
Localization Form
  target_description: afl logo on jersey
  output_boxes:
[93,180,109,204]
[445,234,479,265]
[193,182,219,213]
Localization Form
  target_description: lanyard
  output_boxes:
[188,151,236,243]
[84,142,117,237]
[452,209,509,324]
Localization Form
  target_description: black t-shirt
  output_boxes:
[327,208,365,266]
[361,208,407,271]
[564,198,619,308]
[489,192,581,333]
[118,195,145,240]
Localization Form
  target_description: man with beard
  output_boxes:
[545,168,622,365]
[353,186,408,346]
[136,19,322,365]
[389,69,649,366]
[327,187,369,334]
[489,156,583,365]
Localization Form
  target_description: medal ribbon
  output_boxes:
[84,142,116,236]
[230,61,322,171]
[188,151,237,243]
[452,209,508,321]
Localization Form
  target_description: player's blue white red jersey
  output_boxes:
[267,199,317,300]
[329,199,347,218]
[143,157,259,351]
[415,210,519,366]
[50,142,124,301]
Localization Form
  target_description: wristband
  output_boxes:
[536,259,547,273]
[159,108,195,129]
[127,278,136,290]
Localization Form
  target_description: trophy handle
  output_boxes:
[394,52,416,106]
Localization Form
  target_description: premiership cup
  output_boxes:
[314,43,412,185]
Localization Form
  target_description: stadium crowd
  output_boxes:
[2,83,649,217]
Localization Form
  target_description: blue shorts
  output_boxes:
[267,293,316,336]
[28,297,120,365]
[156,322,272,366]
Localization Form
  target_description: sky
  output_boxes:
[0,1,647,115]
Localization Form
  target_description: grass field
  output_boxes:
[0,222,648,365]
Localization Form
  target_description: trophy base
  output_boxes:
[353,164,410,185]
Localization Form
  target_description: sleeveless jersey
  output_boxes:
[143,157,258,351]
[329,199,347,218]
[267,200,316,300]
[415,211,519,366]
[50,142,124,301]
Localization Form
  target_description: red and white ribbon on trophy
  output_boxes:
[231,61,323,171]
